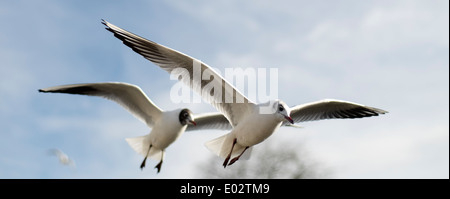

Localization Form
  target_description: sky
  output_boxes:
[0,0,448,179]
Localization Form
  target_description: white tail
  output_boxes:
[125,135,162,161]
[204,134,228,158]
[205,133,252,160]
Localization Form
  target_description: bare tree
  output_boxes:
[196,140,332,179]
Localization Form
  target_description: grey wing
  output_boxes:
[186,112,232,131]
[39,82,163,127]
[284,99,388,125]
[102,20,254,127]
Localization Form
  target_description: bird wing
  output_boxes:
[39,82,163,127]
[102,20,255,127]
[186,112,232,131]
[284,99,388,125]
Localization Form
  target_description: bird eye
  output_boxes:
[278,105,284,112]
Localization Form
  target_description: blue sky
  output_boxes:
[0,0,448,178]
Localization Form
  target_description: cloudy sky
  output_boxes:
[0,0,448,179]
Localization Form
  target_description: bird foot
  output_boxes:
[140,157,147,170]
[154,161,163,173]
[223,156,231,168]
[228,156,240,166]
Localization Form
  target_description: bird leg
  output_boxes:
[228,146,249,166]
[223,138,237,168]
[140,144,152,170]
[154,151,164,173]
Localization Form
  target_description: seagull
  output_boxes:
[48,148,76,168]
[39,82,231,173]
[101,20,388,167]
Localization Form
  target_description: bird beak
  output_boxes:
[285,116,294,124]
[189,119,197,126]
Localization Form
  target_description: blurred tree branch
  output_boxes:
[196,139,332,179]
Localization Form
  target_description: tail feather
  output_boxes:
[204,134,228,158]
[205,133,252,160]
[126,135,162,161]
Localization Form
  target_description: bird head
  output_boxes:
[179,108,196,126]
[274,100,293,124]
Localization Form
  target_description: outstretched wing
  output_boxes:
[186,112,232,131]
[284,99,388,125]
[39,82,163,127]
[102,20,255,127]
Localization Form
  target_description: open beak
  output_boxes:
[285,116,294,124]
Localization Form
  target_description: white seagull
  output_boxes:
[39,82,231,172]
[101,20,388,167]
[48,148,76,168]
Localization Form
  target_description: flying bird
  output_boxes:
[39,82,231,172]
[101,20,388,167]
[48,148,76,168]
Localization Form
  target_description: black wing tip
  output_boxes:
[38,89,64,94]
[101,19,107,25]
[101,19,114,32]
[38,86,99,95]
[38,89,61,94]
[376,108,389,114]
[364,107,388,116]
[335,107,388,119]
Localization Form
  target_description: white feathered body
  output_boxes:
[206,108,282,159]
[235,112,282,146]
[126,109,186,161]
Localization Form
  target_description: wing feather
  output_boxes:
[186,112,232,131]
[284,99,388,125]
[39,82,163,127]
[102,20,254,127]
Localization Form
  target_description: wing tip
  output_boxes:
[39,88,55,93]
[37,85,100,95]
[101,19,108,26]
[371,107,389,115]
[101,19,115,33]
